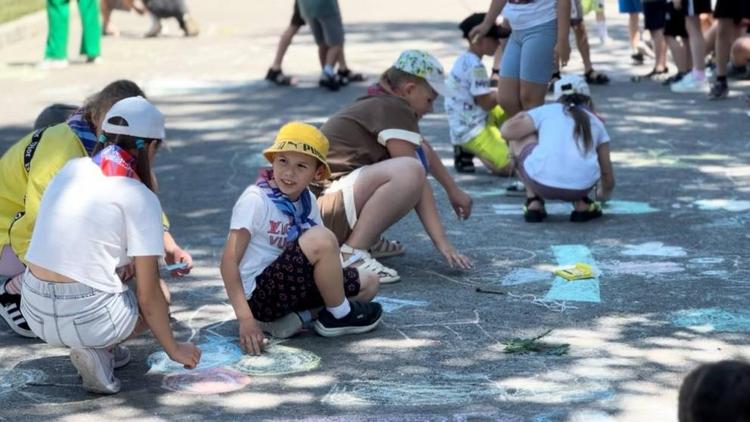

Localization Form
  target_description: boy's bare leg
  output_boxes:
[573,22,593,72]
[271,24,301,71]
[715,19,740,79]
[685,16,706,73]
[298,227,353,306]
[350,269,378,302]
[628,13,641,53]
[497,77,522,118]
[666,36,691,73]
[650,29,668,70]
[324,44,342,69]
[344,157,426,251]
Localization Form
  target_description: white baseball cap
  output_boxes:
[101,96,165,140]
[553,75,591,101]
[393,50,449,97]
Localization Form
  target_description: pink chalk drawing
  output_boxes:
[161,367,251,395]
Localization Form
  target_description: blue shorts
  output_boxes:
[618,0,643,14]
[499,19,557,84]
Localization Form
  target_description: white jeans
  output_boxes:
[21,270,138,349]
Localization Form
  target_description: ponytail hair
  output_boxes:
[559,93,595,154]
[93,116,160,192]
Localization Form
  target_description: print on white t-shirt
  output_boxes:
[524,103,610,190]
[445,51,493,145]
[229,185,322,298]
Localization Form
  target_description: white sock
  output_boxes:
[327,300,351,319]
[323,64,335,77]
[297,310,313,324]
[596,21,607,41]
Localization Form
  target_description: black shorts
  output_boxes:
[665,2,688,37]
[247,239,360,322]
[644,0,667,30]
[291,0,306,27]
[683,0,712,16]
[713,0,750,21]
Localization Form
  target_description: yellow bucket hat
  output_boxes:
[263,122,331,179]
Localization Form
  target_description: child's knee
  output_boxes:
[299,226,339,260]
[394,157,427,186]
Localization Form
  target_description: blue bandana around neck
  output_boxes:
[66,109,98,156]
[255,168,316,245]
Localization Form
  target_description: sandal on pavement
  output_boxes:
[523,196,547,223]
[265,68,296,86]
[337,69,367,86]
[368,237,405,259]
[584,69,609,85]
[341,244,400,284]
[570,197,603,222]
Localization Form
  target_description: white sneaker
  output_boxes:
[113,345,131,369]
[670,73,709,93]
[70,348,121,394]
[258,313,303,338]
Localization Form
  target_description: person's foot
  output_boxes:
[0,279,35,338]
[523,196,547,223]
[181,14,199,37]
[265,68,297,86]
[113,345,131,369]
[570,197,603,222]
[505,180,526,197]
[341,246,400,284]
[584,69,609,85]
[258,312,304,339]
[670,73,709,94]
[313,301,383,337]
[630,52,645,65]
[70,348,121,394]
[662,71,687,86]
[708,80,729,100]
[318,73,340,91]
[144,16,162,38]
[453,145,475,173]
[630,67,669,83]
[86,56,102,65]
[337,69,367,86]
[102,25,119,36]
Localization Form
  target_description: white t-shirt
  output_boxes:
[26,158,164,294]
[444,51,493,145]
[524,103,610,190]
[230,185,322,299]
[503,0,557,30]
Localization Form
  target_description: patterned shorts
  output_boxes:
[247,240,361,322]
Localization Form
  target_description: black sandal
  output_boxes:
[570,197,603,222]
[584,69,610,85]
[548,71,561,93]
[337,69,367,86]
[454,145,475,173]
[523,196,547,223]
[265,68,295,86]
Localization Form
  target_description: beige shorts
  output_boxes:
[317,167,363,244]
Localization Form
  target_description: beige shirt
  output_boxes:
[319,94,422,188]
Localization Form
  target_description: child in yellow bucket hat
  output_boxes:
[221,122,383,353]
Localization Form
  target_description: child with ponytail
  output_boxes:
[500,75,615,223]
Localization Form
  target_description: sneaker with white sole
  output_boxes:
[70,348,120,394]
[0,279,35,338]
[313,301,383,337]
[113,345,131,369]
[670,73,709,93]
[258,312,303,339]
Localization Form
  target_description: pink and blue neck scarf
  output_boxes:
[92,145,140,180]
[255,168,316,244]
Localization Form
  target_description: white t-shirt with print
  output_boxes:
[503,0,557,30]
[26,158,164,294]
[445,51,493,145]
[230,185,322,299]
[524,103,610,190]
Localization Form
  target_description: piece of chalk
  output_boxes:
[475,286,507,295]
[164,262,188,271]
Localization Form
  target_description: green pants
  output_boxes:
[44,0,101,60]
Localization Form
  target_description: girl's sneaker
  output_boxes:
[313,301,383,337]
[70,348,120,394]
[670,73,709,93]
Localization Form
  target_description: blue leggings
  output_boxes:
[499,19,558,84]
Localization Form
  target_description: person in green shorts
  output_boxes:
[41,0,101,68]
